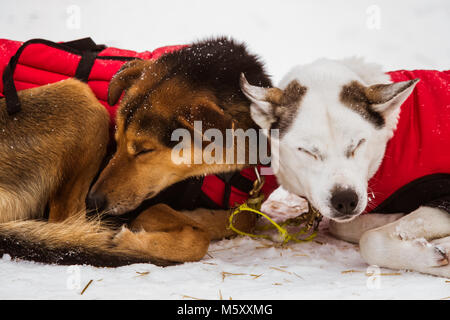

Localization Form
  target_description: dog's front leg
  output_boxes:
[113,204,210,262]
[359,206,450,278]
[329,213,405,243]
[181,208,257,240]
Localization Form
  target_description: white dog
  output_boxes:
[240,58,450,277]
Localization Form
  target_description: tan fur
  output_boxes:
[0,79,109,223]
[0,213,115,250]
[115,204,210,262]
[181,208,257,240]
[0,80,140,264]
[112,205,256,262]
[0,81,182,266]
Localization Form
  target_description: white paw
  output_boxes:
[431,237,450,265]
[360,231,448,270]
[411,238,448,267]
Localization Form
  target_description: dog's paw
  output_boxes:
[360,231,448,270]
[111,226,142,249]
[411,238,448,267]
[431,237,450,266]
[418,239,450,278]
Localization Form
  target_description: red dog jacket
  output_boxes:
[367,69,450,214]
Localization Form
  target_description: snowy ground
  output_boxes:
[1,216,449,300]
[0,189,449,300]
[1,0,450,299]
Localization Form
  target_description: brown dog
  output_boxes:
[0,79,141,266]
[0,38,272,266]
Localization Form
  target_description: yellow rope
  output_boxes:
[228,166,321,244]
[228,203,319,244]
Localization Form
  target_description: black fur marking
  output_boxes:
[340,81,385,129]
[159,37,272,93]
[270,80,307,137]
[0,234,177,268]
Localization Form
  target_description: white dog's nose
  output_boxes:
[330,187,358,216]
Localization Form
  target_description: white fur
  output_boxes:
[359,207,450,277]
[269,58,400,220]
[243,58,450,277]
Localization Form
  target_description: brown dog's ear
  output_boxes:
[108,59,146,106]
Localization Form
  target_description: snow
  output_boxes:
[1,0,450,299]
[1,189,449,300]
[1,218,448,300]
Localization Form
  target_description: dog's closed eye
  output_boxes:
[348,139,366,158]
[136,148,155,157]
[298,147,320,160]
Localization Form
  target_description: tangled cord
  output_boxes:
[228,167,322,244]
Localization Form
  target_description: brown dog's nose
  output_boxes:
[86,191,107,213]
[330,187,358,216]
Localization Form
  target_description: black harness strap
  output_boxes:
[75,50,99,82]
[218,172,234,208]
[372,173,450,214]
[1,37,105,116]
[177,177,206,210]
[2,62,20,115]
[217,170,255,208]
[71,37,105,83]
[229,171,254,194]
[64,37,105,52]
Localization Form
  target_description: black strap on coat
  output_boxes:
[1,37,106,116]
[217,171,254,208]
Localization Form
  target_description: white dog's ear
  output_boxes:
[367,79,420,116]
[240,73,281,129]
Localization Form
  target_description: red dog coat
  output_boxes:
[367,69,450,214]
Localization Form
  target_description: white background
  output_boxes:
[2,0,449,83]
